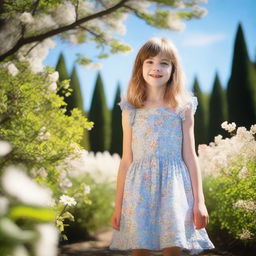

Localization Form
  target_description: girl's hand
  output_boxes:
[193,201,209,229]
[111,208,121,230]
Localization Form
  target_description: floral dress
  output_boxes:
[109,96,215,255]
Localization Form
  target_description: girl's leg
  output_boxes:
[162,246,181,256]
[131,249,150,256]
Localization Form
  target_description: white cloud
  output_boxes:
[183,33,226,46]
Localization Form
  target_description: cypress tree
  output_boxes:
[88,72,110,152]
[193,77,207,151]
[208,72,228,143]
[227,23,256,128]
[109,83,122,155]
[66,65,84,115]
[55,52,69,105]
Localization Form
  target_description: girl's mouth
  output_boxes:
[150,74,163,78]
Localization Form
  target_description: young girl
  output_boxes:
[109,37,215,256]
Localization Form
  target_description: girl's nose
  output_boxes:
[152,64,161,71]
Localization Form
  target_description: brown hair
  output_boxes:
[124,37,192,109]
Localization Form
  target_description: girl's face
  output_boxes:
[142,53,172,88]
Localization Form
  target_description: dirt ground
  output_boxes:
[59,227,235,256]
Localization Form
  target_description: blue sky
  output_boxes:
[44,0,256,111]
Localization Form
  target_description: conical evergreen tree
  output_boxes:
[227,23,256,128]
[88,72,110,152]
[208,72,228,143]
[109,83,122,155]
[66,65,84,115]
[193,77,207,151]
[55,52,69,101]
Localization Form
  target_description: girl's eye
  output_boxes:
[146,61,153,64]
[161,62,169,65]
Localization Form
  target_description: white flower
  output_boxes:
[214,134,223,144]
[221,121,236,133]
[38,130,51,141]
[3,62,19,76]
[47,71,59,83]
[0,196,9,215]
[48,82,57,92]
[19,12,34,24]
[59,195,77,206]
[53,2,76,26]
[239,229,253,240]
[84,185,91,194]
[60,178,73,190]
[38,167,48,178]
[167,11,185,31]
[0,140,12,156]
[233,200,256,212]
[250,124,256,134]
[238,166,249,179]
[27,14,57,34]
[34,224,59,256]
[1,166,53,207]
[60,150,120,184]
[17,38,56,73]
[0,19,21,55]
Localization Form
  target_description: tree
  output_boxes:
[66,65,84,115]
[109,83,122,155]
[0,0,207,63]
[208,72,227,143]
[56,53,69,82]
[88,72,110,152]
[227,23,256,128]
[193,77,207,150]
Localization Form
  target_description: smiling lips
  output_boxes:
[149,74,163,78]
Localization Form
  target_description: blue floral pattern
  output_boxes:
[109,96,215,254]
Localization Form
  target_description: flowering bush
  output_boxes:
[0,60,94,252]
[55,150,120,242]
[199,122,256,244]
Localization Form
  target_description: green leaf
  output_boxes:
[9,206,55,222]
[0,217,37,243]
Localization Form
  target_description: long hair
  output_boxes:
[124,37,193,109]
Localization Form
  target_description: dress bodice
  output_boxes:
[118,97,198,162]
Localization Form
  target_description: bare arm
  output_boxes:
[182,106,204,203]
[182,106,209,229]
[113,109,133,212]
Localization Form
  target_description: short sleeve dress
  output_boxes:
[108,96,215,255]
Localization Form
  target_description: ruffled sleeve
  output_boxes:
[117,99,136,126]
[179,96,198,121]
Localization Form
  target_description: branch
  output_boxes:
[0,0,129,62]
[32,0,41,15]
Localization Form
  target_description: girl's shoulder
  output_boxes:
[177,96,198,121]
[117,98,135,111]
[117,98,136,126]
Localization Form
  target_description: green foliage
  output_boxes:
[63,173,115,242]
[0,61,93,172]
[89,72,110,152]
[204,158,256,243]
[227,23,256,128]
[193,77,207,149]
[109,83,122,155]
[208,72,228,143]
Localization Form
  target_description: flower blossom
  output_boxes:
[1,166,53,207]
[221,121,236,133]
[19,12,34,24]
[0,140,12,156]
[59,195,77,206]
